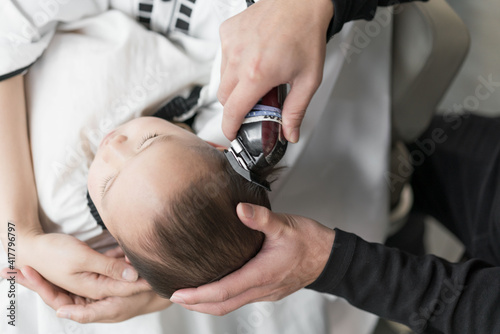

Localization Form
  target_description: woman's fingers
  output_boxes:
[76,272,151,299]
[103,246,125,258]
[22,266,77,309]
[1,266,75,310]
[57,299,110,323]
[1,267,28,286]
[57,292,172,323]
[84,248,138,282]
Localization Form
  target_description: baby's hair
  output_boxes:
[120,146,274,298]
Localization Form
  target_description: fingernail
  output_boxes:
[57,310,71,319]
[289,129,299,144]
[170,294,186,304]
[122,268,138,282]
[240,203,254,219]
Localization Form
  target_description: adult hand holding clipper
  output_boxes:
[218,0,334,143]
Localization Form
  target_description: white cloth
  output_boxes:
[0,0,231,79]
[0,0,107,78]
[0,6,392,334]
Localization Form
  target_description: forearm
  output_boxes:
[0,75,42,250]
[308,229,500,333]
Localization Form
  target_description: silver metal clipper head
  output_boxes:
[224,85,288,191]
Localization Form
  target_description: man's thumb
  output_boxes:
[236,203,283,237]
[281,93,309,143]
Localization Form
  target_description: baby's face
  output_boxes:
[88,117,212,244]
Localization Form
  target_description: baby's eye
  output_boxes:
[100,175,114,197]
[137,132,159,149]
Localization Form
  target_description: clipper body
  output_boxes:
[224,85,288,190]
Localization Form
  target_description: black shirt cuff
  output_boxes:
[306,228,357,292]
[326,0,428,40]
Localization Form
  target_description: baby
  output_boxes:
[87,116,270,298]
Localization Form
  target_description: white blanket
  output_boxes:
[0,8,392,334]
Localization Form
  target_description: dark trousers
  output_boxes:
[407,113,500,266]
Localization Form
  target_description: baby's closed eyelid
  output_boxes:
[137,132,160,149]
[102,134,173,202]
[101,174,116,198]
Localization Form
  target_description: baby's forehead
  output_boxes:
[108,145,214,247]
[116,141,212,203]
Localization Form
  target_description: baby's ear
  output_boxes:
[206,141,227,152]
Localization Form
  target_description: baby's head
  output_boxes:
[88,117,269,298]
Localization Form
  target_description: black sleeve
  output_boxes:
[327,0,427,40]
[306,228,500,333]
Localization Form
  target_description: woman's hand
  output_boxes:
[0,75,147,303]
[16,232,150,300]
[0,266,171,323]
[170,203,336,316]
[218,0,334,143]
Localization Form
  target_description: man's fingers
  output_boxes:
[281,78,319,143]
[217,68,238,106]
[237,203,286,239]
[221,81,271,140]
[218,50,228,103]
[177,282,287,316]
[170,251,273,306]
[86,251,138,282]
[170,276,248,306]
[176,287,268,316]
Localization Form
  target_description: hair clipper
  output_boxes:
[224,85,288,191]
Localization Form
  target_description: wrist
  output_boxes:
[311,0,335,30]
[312,227,336,283]
[1,221,43,263]
[301,219,336,287]
[0,200,42,239]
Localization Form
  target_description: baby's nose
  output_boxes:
[105,134,133,165]
[111,134,127,145]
